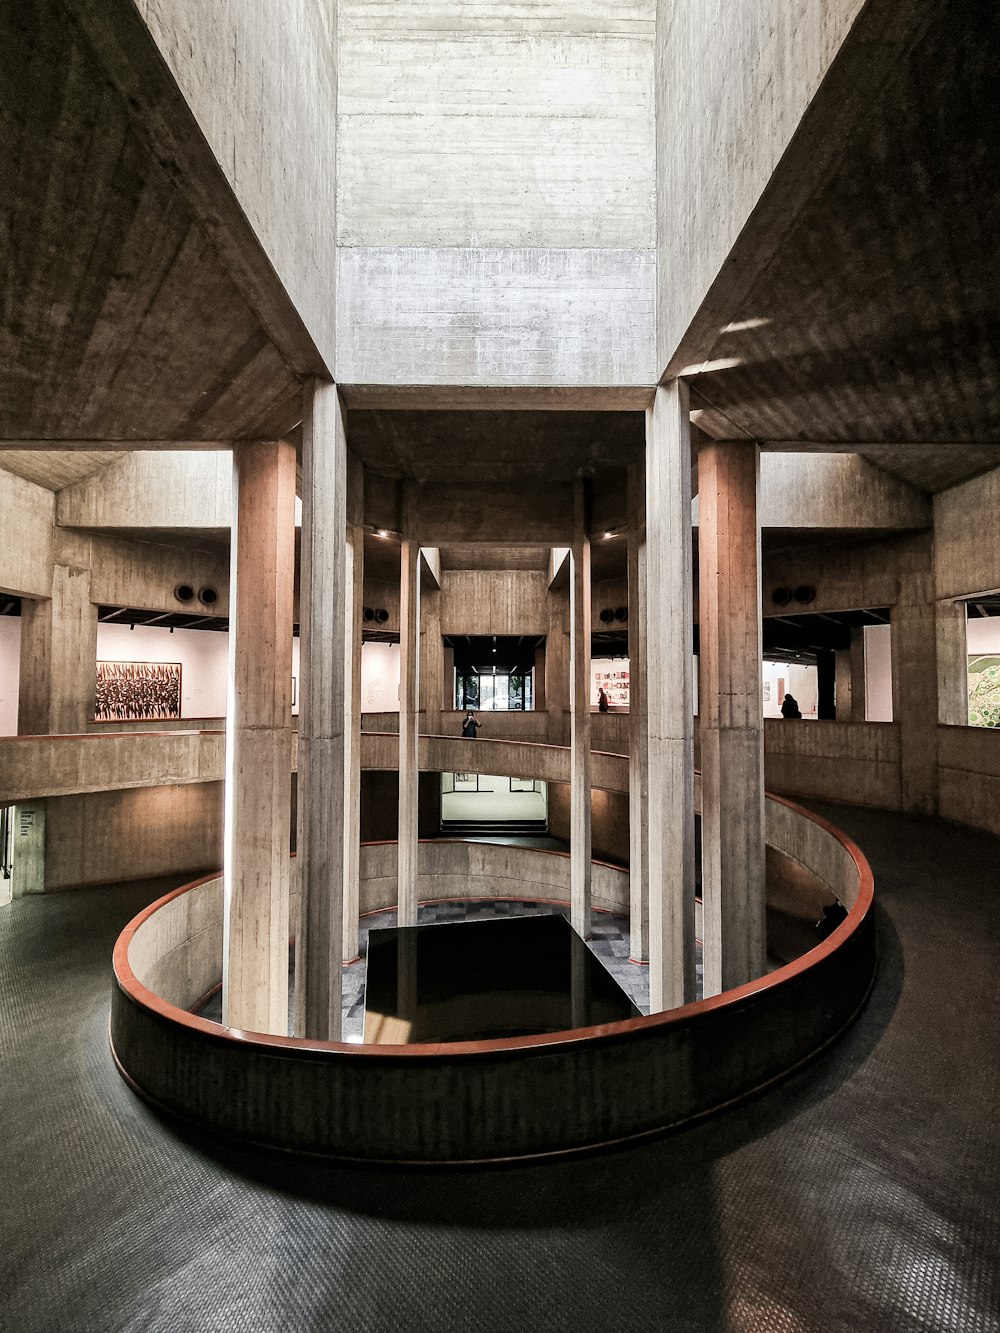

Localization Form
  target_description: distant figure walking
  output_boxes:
[597,687,609,713]
[781,692,803,719]
[461,711,481,738]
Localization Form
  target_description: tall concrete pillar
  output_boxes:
[698,438,766,997]
[421,584,444,736]
[546,590,569,745]
[936,599,969,726]
[570,481,592,939]
[224,439,297,1037]
[849,626,867,721]
[627,459,649,964]
[343,454,364,965]
[398,536,420,926]
[645,383,696,1011]
[835,648,852,719]
[816,647,836,720]
[18,537,97,735]
[891,596,939,814]
[294,384,348,1038]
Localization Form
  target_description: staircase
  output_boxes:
[440,819,549,838]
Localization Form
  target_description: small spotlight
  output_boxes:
[376,529,389,539]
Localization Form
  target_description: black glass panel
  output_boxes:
[363,913,640,1045]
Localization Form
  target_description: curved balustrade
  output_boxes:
[110,753,876,1164]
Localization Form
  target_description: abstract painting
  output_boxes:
[95,661,182,722]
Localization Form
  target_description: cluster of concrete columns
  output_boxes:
[219,376,770,1035]
[219,376,973,1036]
[632,382,765,1006]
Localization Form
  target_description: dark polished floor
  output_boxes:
[3,804,999,1332]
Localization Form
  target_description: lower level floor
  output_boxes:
[2,803,999,1331]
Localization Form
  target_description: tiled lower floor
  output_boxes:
[4,803,1000,1332]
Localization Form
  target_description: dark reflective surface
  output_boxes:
[363,913,641,1044]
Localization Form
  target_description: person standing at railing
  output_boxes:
[461,711,481,738]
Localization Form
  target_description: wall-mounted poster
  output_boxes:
[968,655,1000,727]
[96,661,182,722]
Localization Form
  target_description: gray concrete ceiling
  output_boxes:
[0,2,302,445]
[345,411,645,483]
[687,0,1000,494]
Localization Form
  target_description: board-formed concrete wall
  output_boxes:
[134,0,338,371]
[44,780,223,890]
[0,471,55,599]
[336,0,656,389]
[934,465,1000,601]
[656,0,865,370]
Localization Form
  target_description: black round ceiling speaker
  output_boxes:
[614,606,628,622]
[173,584,195,603]
[599,608,614,623]
[363,606,375,621]
[374,607,389,623]
[772,586,793,606]
[794,585,816,605]
[198,586,218,606]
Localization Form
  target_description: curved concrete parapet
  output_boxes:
[110,797,875,1164]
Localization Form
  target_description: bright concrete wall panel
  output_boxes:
[656,0,864,370]
[134,0,338,370]
[57,452,232,531]
[0,471,54,599]
[934,465,1000,601]
[337,1,656,388]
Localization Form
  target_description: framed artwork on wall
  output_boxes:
[95,661,182,722]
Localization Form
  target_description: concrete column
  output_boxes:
[420,585,444,736]
[835,648,852,719]
[224,439,296,1037]
[698,438,766,997]
[546,591,569,745]
[342,454,364,965]
[294,385,348,1038]
[936,600,969,726]
[816,647,836,720]
[398,536,420,926]
[627,459,649,963]
[569,481,592,940]
[646,383,697,1011]
[851,627,868,720]
[18,541,97,735]
[892,597,940,814]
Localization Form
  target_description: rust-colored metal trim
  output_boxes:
[113,794,874,1061]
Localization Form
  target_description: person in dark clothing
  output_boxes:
[781,692,803,719]
[461,711,481,738]
[597,688,609,713]
[815,900,849,941]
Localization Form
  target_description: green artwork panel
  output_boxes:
[968,655,1000,727]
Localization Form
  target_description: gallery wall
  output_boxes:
[96,623,229,719]
[762,661,818,720]
[0,616,20,735]
[864,624,893,722]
